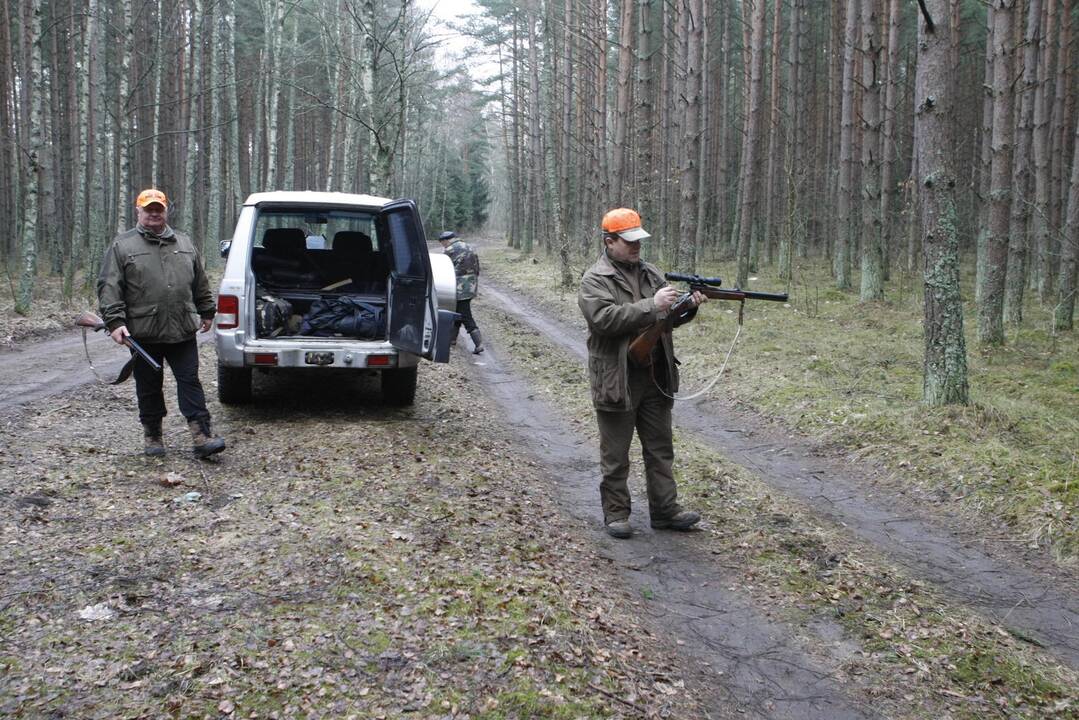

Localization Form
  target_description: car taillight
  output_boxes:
[217,295,239,329]
[367,355,392,367]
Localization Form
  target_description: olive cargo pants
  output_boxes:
[595,367,683,524]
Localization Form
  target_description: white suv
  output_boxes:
[214,191,457,405]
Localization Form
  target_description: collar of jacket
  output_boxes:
[136,224,176,243]
[593,250,663,289]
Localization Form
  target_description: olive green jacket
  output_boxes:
[578,251,688,412]
[97,226,215,343]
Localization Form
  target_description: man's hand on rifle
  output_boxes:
[690,290,707,307]
[653,286,680,311]
[110,325,130,345]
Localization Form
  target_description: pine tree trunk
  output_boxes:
[762,0,784,268]
[206,0,223,256]
[917,0,969,406]
[636,0,657,236]
[69,0,99,297]
[1054,113,1079,330]
[15,0,44,315]
[182,0,202,237]
[1003,0,1042,327]
[1032,0,1056,301]
[0,0,16,261]
[735,0,767,288]
[977,0,1015,346]
[836,0,859,289]
[975,1,995,307]
[264,0,285,190]
[611,0,633,203]
[677,0,703,271]
[860,0,884,302]
[879,0,901,282]
[780,0,804,280]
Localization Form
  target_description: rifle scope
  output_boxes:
[665,272,723,286]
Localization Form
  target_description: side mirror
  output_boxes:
[219,239,232,258]
[438,231,457,242]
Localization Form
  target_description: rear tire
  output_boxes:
[217,365,252,405]
[381,366,417,406]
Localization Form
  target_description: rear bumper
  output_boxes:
[215,332,417,370]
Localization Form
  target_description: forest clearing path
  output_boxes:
[457,331,880,719]
[476,280,1079,671]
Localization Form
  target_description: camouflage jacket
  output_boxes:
[444,239,480,300]
[97,225,215,343]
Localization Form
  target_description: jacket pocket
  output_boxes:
[589,354,623,407]
[127,303,159,339]
[180,301,200,335]
[123,251,154,291]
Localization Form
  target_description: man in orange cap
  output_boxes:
[97,188,225,458]
[578,208,706,539]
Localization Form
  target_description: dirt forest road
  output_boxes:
[0,329,213,412]
[456,337,881,718]
[472,281,1079,672]
[1,301,1076,718]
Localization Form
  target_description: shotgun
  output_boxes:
[75,311,162,382]
[627,273,788,367]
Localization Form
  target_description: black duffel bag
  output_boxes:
[299,296,385,339]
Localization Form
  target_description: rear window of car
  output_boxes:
[253,208,380,251]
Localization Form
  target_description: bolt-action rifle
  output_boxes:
[627,273,788,368]
[75,311,162,384]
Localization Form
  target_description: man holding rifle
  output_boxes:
[97,188,225,458]
[578,208,705,539]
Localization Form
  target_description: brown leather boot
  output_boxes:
[188,418,225,458]
[143,422,166,457]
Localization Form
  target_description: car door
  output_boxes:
[381,199,438,359]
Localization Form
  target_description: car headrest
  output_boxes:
[332,231,373,258]
[262,228,307,254]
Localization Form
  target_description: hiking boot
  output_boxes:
[605,518,632,539]
[650,510,701,531]
[188,418,225,458]
[469,329,484,354]
[142,423,165,457]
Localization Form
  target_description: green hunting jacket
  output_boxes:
[578,251,694,412]
[97,225,215,343]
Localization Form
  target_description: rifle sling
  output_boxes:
[81,327,136,385]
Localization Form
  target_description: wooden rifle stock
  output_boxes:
[627,293,694,367]
[75,311,162,373]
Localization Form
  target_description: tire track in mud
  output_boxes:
[478,281,1079,670]
[459,342,881,719]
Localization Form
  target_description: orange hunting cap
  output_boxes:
[135,188,168,209]
[601,207,650,242]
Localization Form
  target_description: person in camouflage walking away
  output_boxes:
[438,231,484,354]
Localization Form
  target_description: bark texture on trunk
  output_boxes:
[916,0,969,406]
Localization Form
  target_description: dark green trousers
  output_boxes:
[596,367,683,524]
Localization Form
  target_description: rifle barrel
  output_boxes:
[124,337,163,372]
[698,286,788,302]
